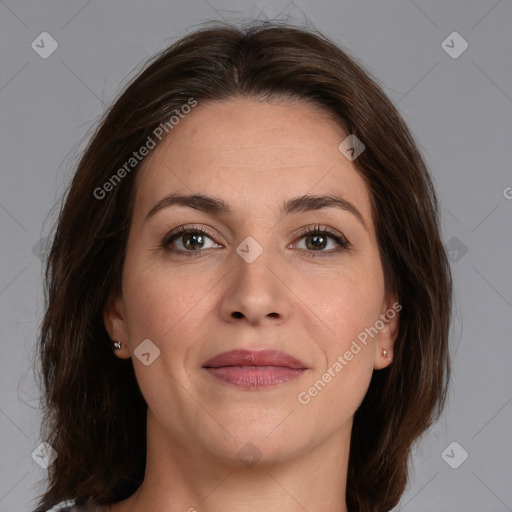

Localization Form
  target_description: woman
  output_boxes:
[34,22,452,512]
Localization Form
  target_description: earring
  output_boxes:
[111,341,123,351]
[382,348,389,358]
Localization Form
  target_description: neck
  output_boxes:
[113,411,351,512]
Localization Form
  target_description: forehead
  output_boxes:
[133,98,373,229]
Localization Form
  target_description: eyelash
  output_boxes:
[161,224,350,259]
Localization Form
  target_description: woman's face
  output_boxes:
[105,97,398,467]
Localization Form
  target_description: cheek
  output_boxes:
[299,259,385,342]
[293,258,383,409]
[122,250,203,337]
[296,276,377,424]
[120,253,218,393]
[120,258,206,408]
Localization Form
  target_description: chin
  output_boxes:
[196,419,307,468]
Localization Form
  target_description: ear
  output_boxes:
[373,294,401,370]
[103,290,131,359]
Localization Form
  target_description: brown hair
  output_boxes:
[34,22,452,512]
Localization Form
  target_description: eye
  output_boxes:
[161,223,350,259]
[291,224,350,257]
[161,225,221,258]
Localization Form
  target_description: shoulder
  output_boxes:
[45,499,105,511]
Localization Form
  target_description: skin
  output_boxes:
[104,97,399,512]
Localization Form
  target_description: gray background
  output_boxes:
[1,0,511,511]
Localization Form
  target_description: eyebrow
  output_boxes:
[145,193,368,231]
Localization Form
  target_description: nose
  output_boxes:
[218,240,292,326]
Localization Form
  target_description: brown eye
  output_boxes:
[162,225,221,257]
[180,232,206,250]
[293,225,350,256]
[304,233,329,250]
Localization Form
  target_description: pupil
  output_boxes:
[185,233,203,249]
[182,233,327,251]
[308,235,325,250]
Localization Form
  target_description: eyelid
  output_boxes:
[293,224,349,244]
[290,224,351,256]
[160,223,350,255]
[160,224,220,247]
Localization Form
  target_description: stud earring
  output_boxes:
[382,348,389,358]
[111,341,123,351]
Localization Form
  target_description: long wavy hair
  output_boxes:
[34,22,452,512]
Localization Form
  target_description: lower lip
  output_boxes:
[204,366,307,389]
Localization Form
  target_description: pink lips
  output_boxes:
[202,349,308,389]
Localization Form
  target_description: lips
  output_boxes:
[202,349,307,369]
[202,349,308,389]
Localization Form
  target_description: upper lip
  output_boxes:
[202,349,308,369]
